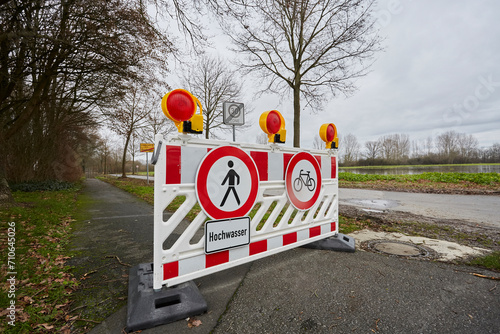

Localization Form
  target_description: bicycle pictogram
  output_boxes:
[293,169,316,192]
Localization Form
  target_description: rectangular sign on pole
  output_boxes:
[223,102,245,125]
[205,217,251,254]
[140,143,154,152]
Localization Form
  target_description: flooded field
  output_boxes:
[339,164,500,175]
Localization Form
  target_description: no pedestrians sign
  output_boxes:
[195,146,259,220]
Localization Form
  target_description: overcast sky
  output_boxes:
[168,0,500,150]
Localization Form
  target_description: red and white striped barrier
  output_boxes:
[153,134,338,289]
[163,144,337,184]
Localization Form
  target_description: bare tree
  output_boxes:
[379,134,410,163]
[180,56,244,139]
[435,131,478,163]
[0,0,173,203]
[364,140,380,160]
[215,0,381,147]
[340,133,360,165]
[312,135,324,149]
[459,134,479,162]
[107,85,153,178]
[256,133,268,145]
[140,108,176,143]
[436,131,461,164]
[485,143,500,163]
[425,136,434,155]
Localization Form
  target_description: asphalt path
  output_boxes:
[74,178,500,334]
[339,188,500,229]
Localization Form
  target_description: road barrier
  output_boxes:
[152,134,338,289]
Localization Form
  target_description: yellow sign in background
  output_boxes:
[140,143,154,152]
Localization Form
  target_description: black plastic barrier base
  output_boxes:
[126,263,207,332]
[302,233,356,253]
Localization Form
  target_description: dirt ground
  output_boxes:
[338,181,500,255]
[339,179,500,196]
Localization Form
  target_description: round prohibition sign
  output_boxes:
[285,152,322,211]
[196,146,259,220]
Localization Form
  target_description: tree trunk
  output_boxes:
[0,172,13,205]
[0,141,13,204]
[121,132,131,178]
[293,84,301,148]
[205,117,210,139]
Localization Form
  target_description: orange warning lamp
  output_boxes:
[259,110,286,144]
[161,89,203,134]
[319,123,338,149]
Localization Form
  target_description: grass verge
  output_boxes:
[0,185,81,333]
[468,251,500,271]
[340,163,500,169]
[339,172,500,194]
[339,172,500,185]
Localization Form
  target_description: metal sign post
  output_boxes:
[140,143,154,184]
[223,102,245,142]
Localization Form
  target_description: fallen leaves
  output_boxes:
[39,323,54,330]
[187,317,202,328]
[0,187,82,331]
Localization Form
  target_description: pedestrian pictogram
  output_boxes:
[285,152,322,211]
[195,146,259,220]
[220,160,240,207]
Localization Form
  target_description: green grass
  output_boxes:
[131,171,154,176]
[0,185,81,333]
[468,251,500,271]
[339,172,500,185]
[338,215,369,234]
[340,163,500,169]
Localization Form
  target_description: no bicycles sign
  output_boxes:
[285,152,322,210]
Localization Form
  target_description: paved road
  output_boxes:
[74,179,500,334]
[68,179,155,325]
[339,188,500,229]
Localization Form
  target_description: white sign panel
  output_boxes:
[223,102,245,125]
[205,217,251,254]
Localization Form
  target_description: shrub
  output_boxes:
[9,180,76,192]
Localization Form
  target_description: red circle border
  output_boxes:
[285,152,322,211]
[196,146,259,220]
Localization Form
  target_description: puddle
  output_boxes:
[342,198,399,211]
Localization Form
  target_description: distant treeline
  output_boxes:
[335,131,500,167]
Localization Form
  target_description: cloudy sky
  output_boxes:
[168,0,500,150]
